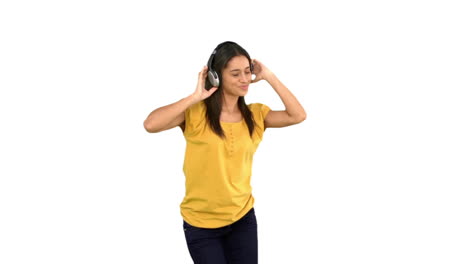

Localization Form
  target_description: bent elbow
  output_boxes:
[295,112,307,124]
[144,120,159,133]
[300,112,307,122]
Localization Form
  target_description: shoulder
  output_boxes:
[186,101,206,117]
[189,100,206,111]
[185,101,207,127]
[184,101,207,135]
[248,103,271,119]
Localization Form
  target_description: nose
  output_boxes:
[240,72,248,83]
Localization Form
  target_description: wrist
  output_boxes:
[265,72,277,84]
[187,94,200,105]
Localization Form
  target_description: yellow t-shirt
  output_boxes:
[180,101,271,228]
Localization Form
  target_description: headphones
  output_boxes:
[207,41,254,87]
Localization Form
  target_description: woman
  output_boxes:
[144,41,306,264]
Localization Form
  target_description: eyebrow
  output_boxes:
[230,66,251,72]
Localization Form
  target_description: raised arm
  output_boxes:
[143,66,218,133]
[251,59,307,128]
[143,95,194,133]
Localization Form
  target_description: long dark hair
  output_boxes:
[204,41,255,139]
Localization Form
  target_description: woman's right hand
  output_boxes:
[190,66,218,103]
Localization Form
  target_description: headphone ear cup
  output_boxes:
[208,70,219,87]
[250,63,256,81]
[250,62,257,81]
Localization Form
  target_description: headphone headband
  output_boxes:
[207,41,234,72]
[206,41,253,87]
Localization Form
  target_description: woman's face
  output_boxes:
[221,55,252,97]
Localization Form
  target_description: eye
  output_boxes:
[232,72,250,77]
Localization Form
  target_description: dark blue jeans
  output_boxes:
[183,207,258,264]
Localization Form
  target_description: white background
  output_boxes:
[1,0,467,263]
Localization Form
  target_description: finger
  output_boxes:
[252,63,260,74]
[202,66,209,77]
[207,87,218,96]
[198,72,204,82]
[199,66,208,78]
[198,71,206,85]
[199,66,207,74]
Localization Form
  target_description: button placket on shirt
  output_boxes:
[228,125,234,156]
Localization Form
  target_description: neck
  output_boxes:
[221,92,239,113]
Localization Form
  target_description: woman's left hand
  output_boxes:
[251,59,274,83]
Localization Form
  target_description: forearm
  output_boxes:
[143,94,197,132]
[266,73,307,121]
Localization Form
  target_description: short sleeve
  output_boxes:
[248,103,271,132]
[184,101,205,137]
[259,104,271,121]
